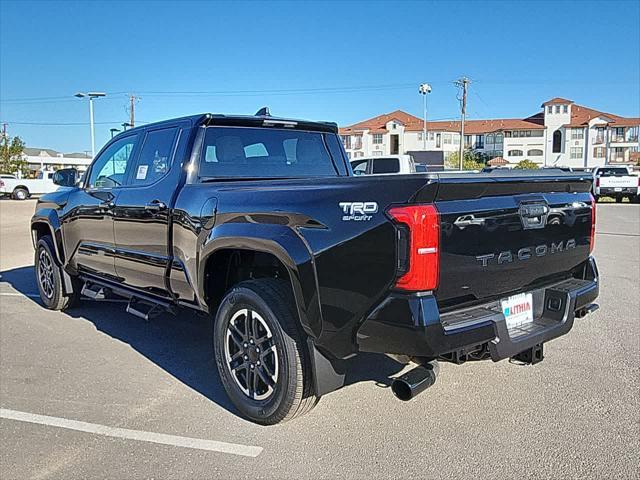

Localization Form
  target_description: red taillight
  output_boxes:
[0,179,4,188]
[590,194,596,252]
[388,204,440,291]
[595,177,600,188]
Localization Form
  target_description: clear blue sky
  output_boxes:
[1,0,639,153]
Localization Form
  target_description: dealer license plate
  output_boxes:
[614,187,622,192]
[501,293,534,330]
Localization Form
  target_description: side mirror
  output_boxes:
[52,168,79,187]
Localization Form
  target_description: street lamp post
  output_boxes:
[121,122,132,131]
[419,83,432,150]
[75,92,106,158]
[109,128,120,138]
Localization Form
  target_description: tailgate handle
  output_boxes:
[453,214,485,229]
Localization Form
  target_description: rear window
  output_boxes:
[598,168,628,176]
[372,158,400,174]
[199,127,339,179]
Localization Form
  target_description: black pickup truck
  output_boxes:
[31,111,599,424]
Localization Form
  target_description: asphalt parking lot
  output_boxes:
[0,199,638,479]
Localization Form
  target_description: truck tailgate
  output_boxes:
[432,174,594,310]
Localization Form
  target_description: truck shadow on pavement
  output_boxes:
[1,266,406,417]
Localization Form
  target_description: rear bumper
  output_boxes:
[357,257,599,361]
[597,187,638,196]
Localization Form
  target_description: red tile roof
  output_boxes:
[340,110,544,135]
[339,104,638,137]
[542,97,574,106]
[561,104,639,128]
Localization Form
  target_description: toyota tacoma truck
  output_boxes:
[31,111,599,424]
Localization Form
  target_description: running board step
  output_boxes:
[81,283,107,300]
[126,298,164,321]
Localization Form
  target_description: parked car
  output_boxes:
[592,166,639,203]
[31,111,599,425]
[0,170,59,200]
[350,154,417,175]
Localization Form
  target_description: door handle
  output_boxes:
[144,200,167,212]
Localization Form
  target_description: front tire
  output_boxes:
[213,279,318,425]
[35,236,79,310]
[616,196,623,203]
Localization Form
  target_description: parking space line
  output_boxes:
[0,408,263,457]
[0,292,40,298]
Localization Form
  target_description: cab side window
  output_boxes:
[87,135,138,189]
[129,127,179,186]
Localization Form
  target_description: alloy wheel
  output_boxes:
[224,308,279,401]
[38,249,55,299]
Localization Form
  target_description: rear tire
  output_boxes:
[12,188,28,200]
[213,278,318,425]
[615,196,623,203]
[35,236,80,310]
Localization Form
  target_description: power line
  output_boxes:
[0,120,149,126]
[1,82,453,104]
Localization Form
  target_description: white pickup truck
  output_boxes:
[593,166,639,203]
[349,154,428,175]
[0,170,59,200]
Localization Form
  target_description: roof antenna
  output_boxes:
[255,107,271,117]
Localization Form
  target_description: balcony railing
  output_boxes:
[611,135,639,143]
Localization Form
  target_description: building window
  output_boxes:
[475,135,484,148]
[508,149,523,157]
[444,133,452,145]
[372,134,383,144]
[571,128,584,140]
[353,135,362,149]
[429,132,435,141]
[436,133,441,148]
[555,105,561,113]
[417,132,424,141]
[547,106,553,114]
[495,133,503,144]
[453,134,460,145]
[341,135,351,150]
[612,147,625,161]
[570,147,583,159]
[527,149,543,156]
[613,127,625,142]
[563,105,568,113]
[593,147,605,158]
[486,134,494,144]
[552,130,562,153]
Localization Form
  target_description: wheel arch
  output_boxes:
[198,225,323,340]
[31,210,65,264]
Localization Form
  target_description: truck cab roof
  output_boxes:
[121,111,338,136]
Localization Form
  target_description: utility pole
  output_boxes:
[1,123,7,139]
[128,94,139,128]
[455,77,469,170]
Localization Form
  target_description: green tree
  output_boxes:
[514,159,539,170]
[0,134,28,176]
[446,150,486,170]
